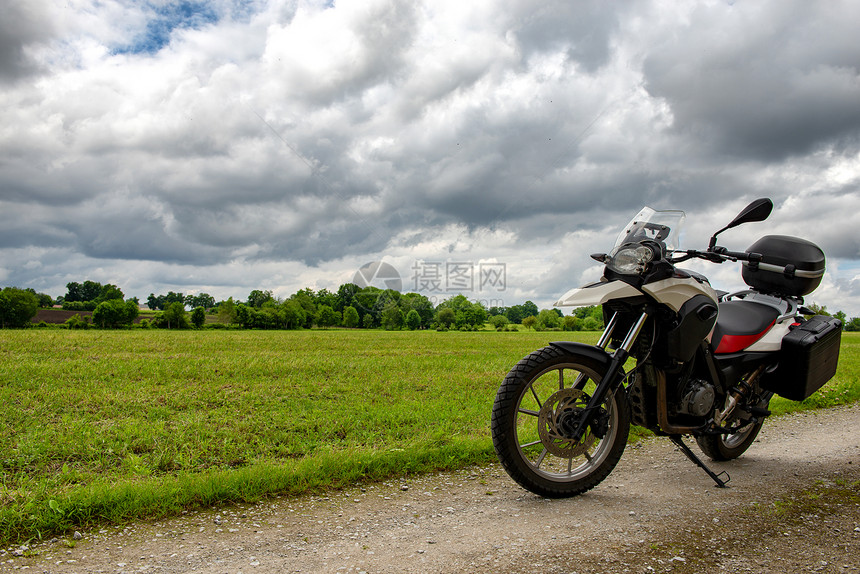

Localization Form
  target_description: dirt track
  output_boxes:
[5,404,860,574]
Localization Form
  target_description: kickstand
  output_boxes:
[669,435,730,488]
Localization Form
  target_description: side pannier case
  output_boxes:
[761,315,842,401]
[741,235,825,297]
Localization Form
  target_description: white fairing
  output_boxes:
[745,318,793,352]
[641,277,718,313]
[555,281,644,307]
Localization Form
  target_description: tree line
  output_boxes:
[4,279,860,332]
[0,279,595,332]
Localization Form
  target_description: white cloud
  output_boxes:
[1,0,859,316]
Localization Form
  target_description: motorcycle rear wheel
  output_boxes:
[695,417,764,461]
[491,345,630,498]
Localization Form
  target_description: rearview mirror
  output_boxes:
[725,198,773,229]
[708,198,773,251]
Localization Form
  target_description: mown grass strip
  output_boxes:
[0,330,857,545]
[0,436,494,542]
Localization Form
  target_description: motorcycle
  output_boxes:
[491,198,842,496]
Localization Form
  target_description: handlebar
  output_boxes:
[682,247,803,280]
[710,246,763,262]
[671,248,762,264]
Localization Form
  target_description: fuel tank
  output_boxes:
[555,276,717,311]
[641,276,718,312]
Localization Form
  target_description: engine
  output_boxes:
[677,379,716,417]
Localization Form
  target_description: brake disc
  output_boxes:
[537,387,597,458]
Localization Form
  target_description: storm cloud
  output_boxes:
[1,0,859,314]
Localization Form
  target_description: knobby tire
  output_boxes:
[491,345,630,498]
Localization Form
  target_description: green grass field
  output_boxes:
[1,329,858,545]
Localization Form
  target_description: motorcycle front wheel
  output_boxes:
[491,345,630,498]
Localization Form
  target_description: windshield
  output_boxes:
[613,207,686,252]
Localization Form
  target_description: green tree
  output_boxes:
[121,299,139,326]
[315,288,338,311]
[247,289,275,308]
[92,299,138,328]
[342,306,360,328]
[574,305,604,329]
[281,300,307,329]
[26,289,54,308]
[0,287,40,328]
[148,291,185,310]
[562,315,580,331]
[381,304,405,330]
[191,306,206,328]
[537,309,561,329]
[161,302,190,329]
[65,280,105,303]
[375,289,401,322]
[405,309,421,330]
[317,305,340,329]
[437,307,455,328]
[354,286,383,325]
[97,283,124,302]
[187,293,215,310]
[522,300,539,318]
[65,281,84,302]
[522,315,537,330]
[65,314,89,329]
[490,315,508,330]
[401,292,435,326]
[164,291,186,307]
[81,280,103,302]
[436,295,487,327]
[463,302,488,327]
[234,304,252,328]
[506,305,525,324]
[218,297,237,323]
[807,303,828,315]
[291,289,318,328]
[336,283,360,313]
[147,293,165,310]
[362,313,375,329]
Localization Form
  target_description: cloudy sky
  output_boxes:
[2,0,860,314]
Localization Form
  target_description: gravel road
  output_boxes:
[5,404,859,574]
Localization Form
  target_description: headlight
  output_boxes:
[607,244,655,275]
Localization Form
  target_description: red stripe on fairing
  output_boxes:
[714,320,776,354]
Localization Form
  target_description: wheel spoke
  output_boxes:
[558,369,564,390]
[535,448,548,469]
[518,407,540,417]
[528,383,542,409]
[520,439,542,449]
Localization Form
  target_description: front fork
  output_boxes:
[569,311,648,442]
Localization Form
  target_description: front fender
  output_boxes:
[548,341,613,369]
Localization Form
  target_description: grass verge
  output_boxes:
[0,330,857,545]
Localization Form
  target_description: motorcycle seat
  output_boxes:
[712,300,779,354]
